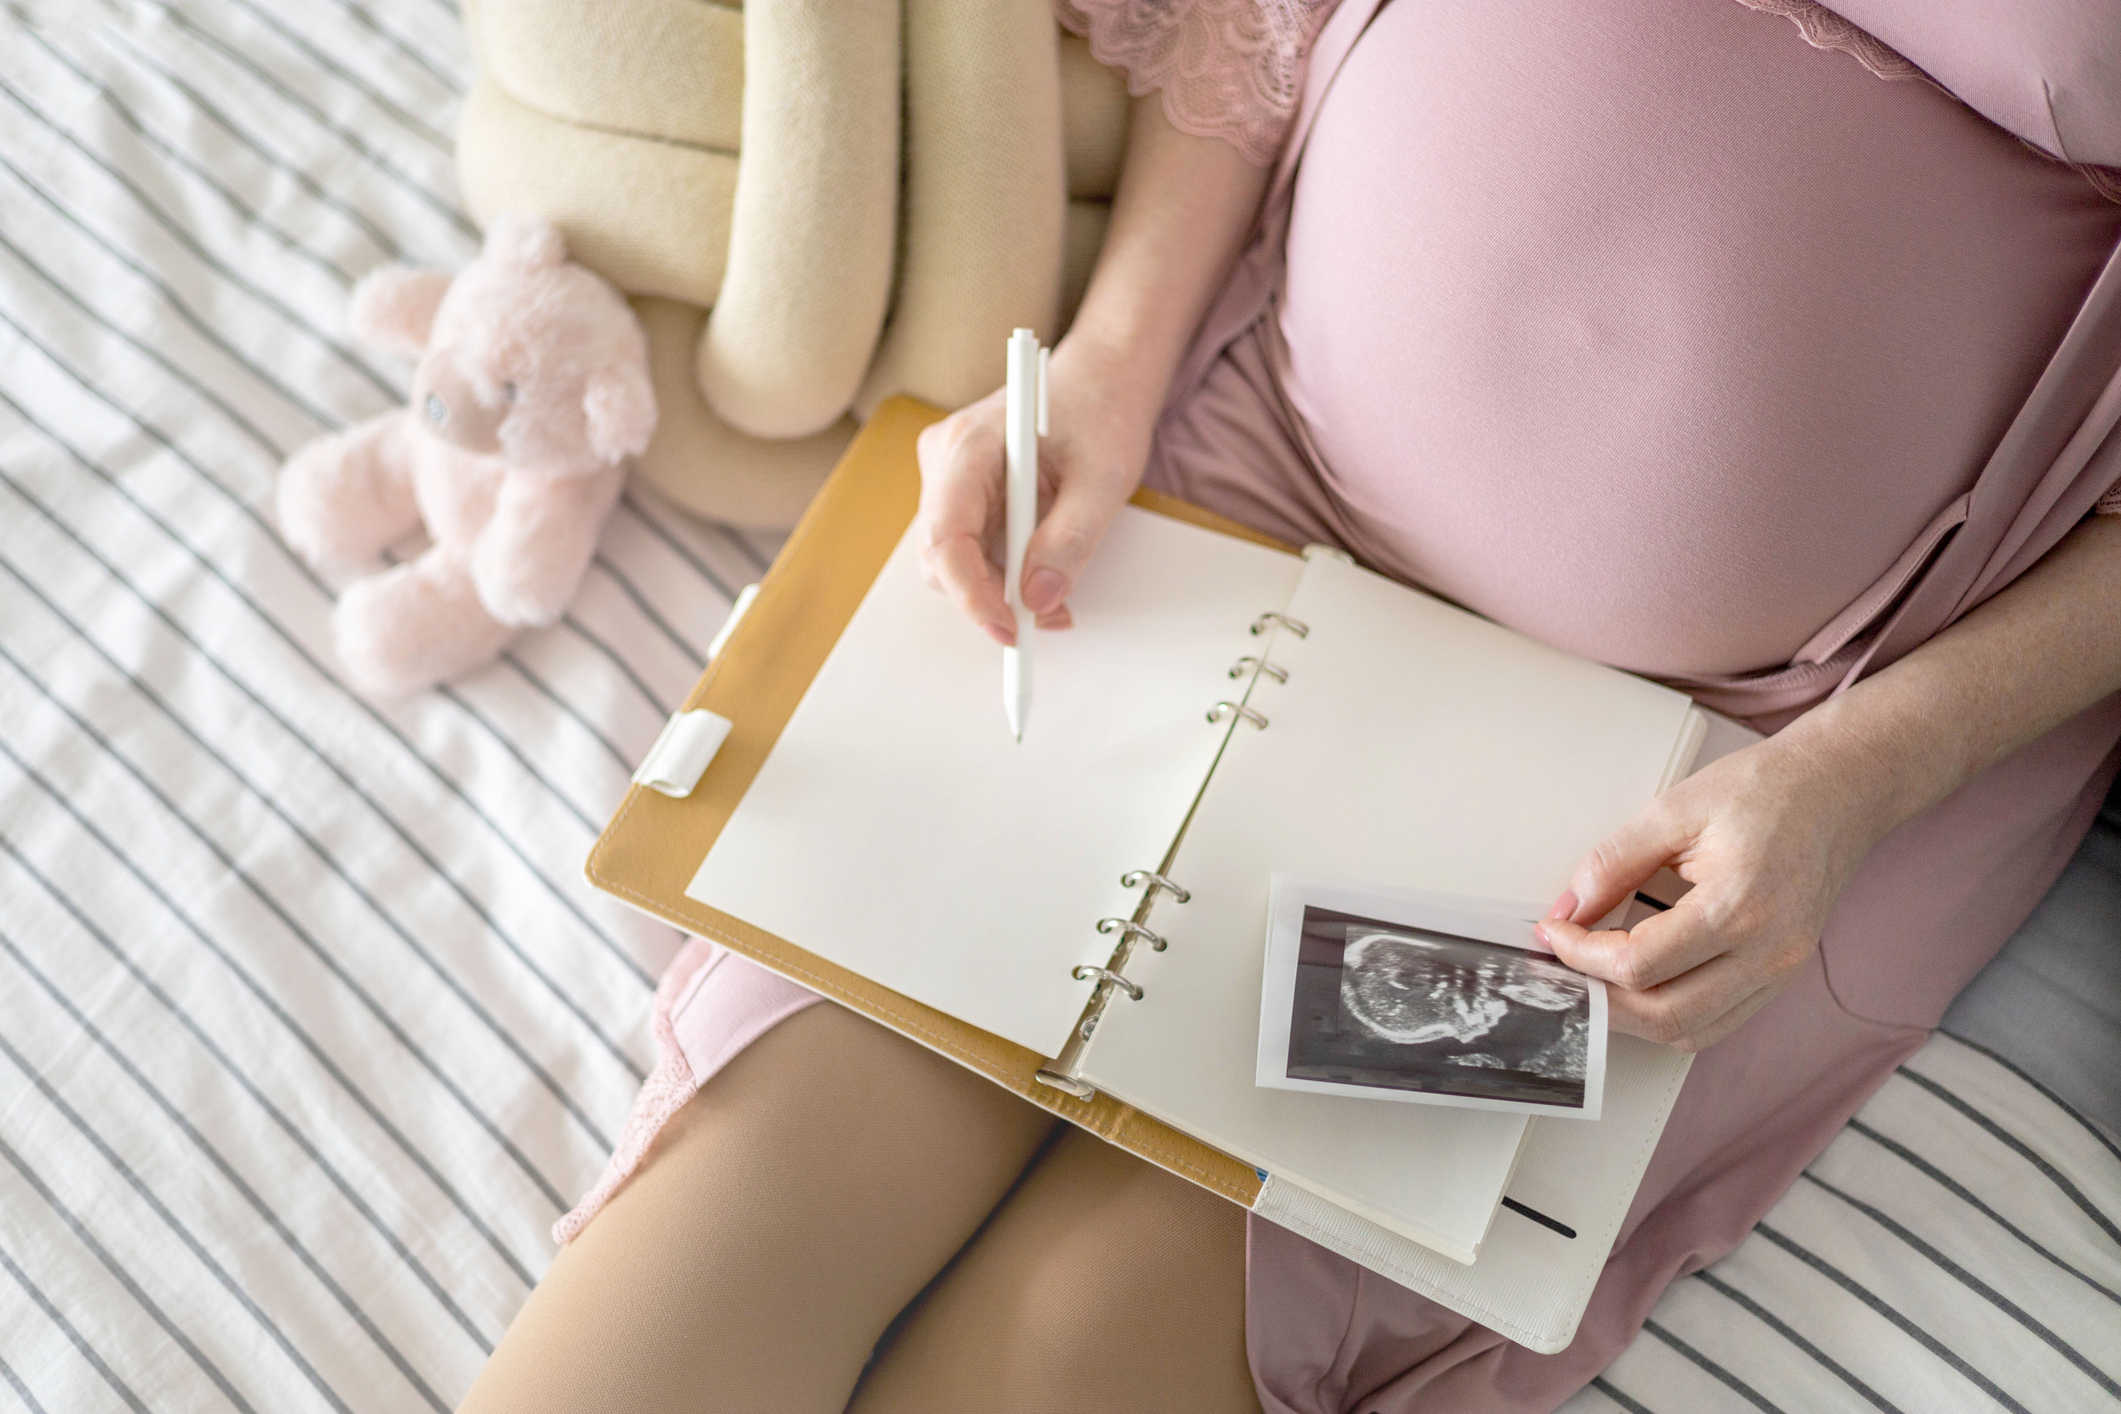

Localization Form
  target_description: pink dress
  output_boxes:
[567,3,2121,1409]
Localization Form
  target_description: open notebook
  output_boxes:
[593,399,1758,1351]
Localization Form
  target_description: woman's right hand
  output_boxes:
[912,337,1162,645]
[914,92,1271,643]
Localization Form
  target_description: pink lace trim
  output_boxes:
[1053,0,1337,166]
[1731,0,1925,84]
[2098,483,2121,516]
[1735,0,2121,204]
[551,938,715,1245]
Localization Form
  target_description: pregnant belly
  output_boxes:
[1279,0,2118,677]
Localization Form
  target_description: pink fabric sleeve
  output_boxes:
[1053,0,1341,165]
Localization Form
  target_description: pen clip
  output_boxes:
[1036,345,1050,438]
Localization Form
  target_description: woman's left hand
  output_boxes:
[1533,727,1899,1052]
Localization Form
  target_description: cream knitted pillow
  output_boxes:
[456,0,1128,528]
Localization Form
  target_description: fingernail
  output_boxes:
[1546,890,1577,921]
[982,620,1015,647]
[1023,568,1068,614]
[1533,922,1555,948]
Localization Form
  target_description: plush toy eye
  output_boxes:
[424,393,447,426]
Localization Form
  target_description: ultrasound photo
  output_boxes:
[1283,906,1596,1111]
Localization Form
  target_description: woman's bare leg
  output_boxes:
[456,1003,1057,1414]
[850,1125,1260,1414]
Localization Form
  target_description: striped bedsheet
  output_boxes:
[0,1,721,1407]
[0,3,2113,1412]
[1566,1034,2121,1414]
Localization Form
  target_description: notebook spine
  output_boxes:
[1033,612,1307,1099]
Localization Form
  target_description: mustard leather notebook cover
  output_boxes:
[585,396,1273,1207]
[587,397,1717,1352]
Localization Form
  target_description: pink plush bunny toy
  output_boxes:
[278,211,657,697]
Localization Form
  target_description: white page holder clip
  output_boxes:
[633,709,733,798]
[633,584,757,798]
[707,583,761,663]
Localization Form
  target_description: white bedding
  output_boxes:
[0,3,2113,1411]
[0,2,729,1406]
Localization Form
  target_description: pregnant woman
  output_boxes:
[459,2,2121,1411]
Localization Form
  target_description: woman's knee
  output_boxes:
[457,1005,1057,1414]
[601,1002,1062,1339]
[854,1126,1258,1414]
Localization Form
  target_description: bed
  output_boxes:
[0,2,2112,1410]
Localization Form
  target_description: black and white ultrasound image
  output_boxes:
[1286,906,1591,1108]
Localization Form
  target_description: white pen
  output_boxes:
[1002,328,1047,742]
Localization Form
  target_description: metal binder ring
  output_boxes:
[1250,612,1310,638]
[1071,965,1143,1000]
[1207,701,1269,729]
[1097,918,1167,951]
[1120,869,1191,904]
[1228,655,1289,684]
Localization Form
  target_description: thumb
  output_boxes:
[1021,469,1133,615]
[1553,802,1693,928]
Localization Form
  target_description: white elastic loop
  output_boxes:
[706,583,762,662]
[632,709,733,798]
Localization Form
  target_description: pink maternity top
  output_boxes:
[1278,2,2118,679]
[567,4,2121,1410]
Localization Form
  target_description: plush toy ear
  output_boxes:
[348,266,451,358]
[583,360,658,464]
[482,211,568,272]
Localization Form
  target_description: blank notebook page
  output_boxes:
[690,507,1306,1055]
[1082,552,1695,1259]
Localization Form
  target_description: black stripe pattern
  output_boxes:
[0,2,769,1407]
[1571,1032,2121,1413]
